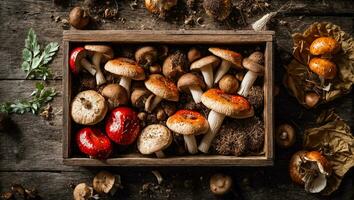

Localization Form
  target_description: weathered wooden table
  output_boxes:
[0,0,353,199]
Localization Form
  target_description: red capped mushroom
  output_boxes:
[69,47,96,76]
[76,127,112,159]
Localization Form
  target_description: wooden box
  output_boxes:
[63,30,274,166]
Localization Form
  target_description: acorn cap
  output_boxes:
[177,73,206,92]
[84,45,114,60]
[144,74,179,101]
[308,57,337,79]
[190,55,220,70]
[137,124,172,155]
[208,48,243,68]
[104,57,145,80]
[201,89,254,118]
[71,90,108,125]
[166,110,209,136]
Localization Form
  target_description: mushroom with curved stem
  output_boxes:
[167,110,209,154]
[69,47,96,76]
[104,57,145,96]
[137,124,173,158]
[84,45,114,86]
[208,48,243,84]
[190,55,220,88]
[101,84,128,110]
[177,73,206,103]
[144,74,179,112]
[135,46,158,67]
[209,173,233,195]
[93,171,122,196]
[198,89,254,153]
[73,183,93,200]
[238,51,265,97]
[276,123,296,148]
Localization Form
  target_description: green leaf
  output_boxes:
[42,42,59,65]
[22,48,32,62]
[21,61,30,72]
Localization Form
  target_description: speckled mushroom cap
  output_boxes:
[308,57,337,79]
[190,55,220,70]
[137,124,172,155]
[104,57,146,80]
[144,74,179,101]
[177,73,206,92]
[166,110,209,135]
[208,48,243,68]
[84,45,114,60]
[71,90,108,125]
[201,89,254,118]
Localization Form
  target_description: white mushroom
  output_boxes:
[177,73,206,103]
[190,55,220,88]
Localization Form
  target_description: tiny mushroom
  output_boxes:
[69,47,96,76]
[137,124,173,158]
[208,48,243,84]
[188,48,202,63]
[162,51,188,80]
[101,84,128,110]
[73,183,93,200]
[69,7,90,29]
[177,73,206,103]
[105,57,145,95]
[190,55,220,88]
[71,90,108,125]
[131,87,152,109]
[93,171,122,196]
[144,74,179,112]
[203,0,232,21]
[305,92,320,108]
[209,173,233,195]
[84,45,114,85]
[276,123,296,148]
[308,57,337,80]
[167,110,209,154]
[238,51,265,97]
[198,89,254,153]
[145,0,178,18]
[135,46,158,66]
[219,74,239,94]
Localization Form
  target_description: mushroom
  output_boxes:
[144,74,179,112]
[238,51,264,97]
[162,51,188,80]
[71,90,108,125]
[84,45,114,86]
[177,73,206,103]
[276,123,296,148]
[218,74,239,94]
[73,183,93,200]
[188,48,202,63]
[305,92,320,108]
[69,47,96,76]
[101,84,128,110]
[167,110,209,154]
[131,87,152,109]
[190,55,220,88]
[137,124,173,158]
[198,89,254,153]
[310,37,340,56]
[208,48,243,84]
[289,151,307,185]
[69,7,90,29]
[203,0,231,21]
[209,173,233,195]
[145,0,178,18]
[149,64,162,74]
[104,57,145,95]
[93,171,122,196]
[308,57,337,80]
[135,46,158,66]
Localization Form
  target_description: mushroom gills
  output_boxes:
[214,60,232,84]
[238,70,258,97]
[200,65,214,88]
[189,85,203,104]
[304,173,327,193]
[92,53,107,85]
[198,111,225,153]
[146,95,163,113]
[80,58,97,76]
[119,76,132,95]
[184,135,198,154]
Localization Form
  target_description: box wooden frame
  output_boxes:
[63,30,274,166]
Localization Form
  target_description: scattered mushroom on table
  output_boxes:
[93,171,121,196]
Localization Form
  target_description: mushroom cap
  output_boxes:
[73,183,93,200]
[275,123,296,148]
[242,51,265,74]
[104,57,146,80]
[137,124,172,155]
[93,171,116,194]
[135,46,158,64]
[209,173,233,195]
[70,47,87,74]
[144,74,179,101]
[162,51,188,80]
[166,110,209,136]
[101,84,128,108]
[308,57,337,79]
[203,0,232,21]
[131,87,151,108]
[84,45,114,60]
[188,48,202,63]
[304,151,332,176]
[177,73,206,92]
[69,7,90,30]
[208,48,243,68]
[310,37,339,55]
[71,90,108,125]
[289,151,307,185]
[190,55,220,70]
[218,74,239,94]
[201,89,254,118]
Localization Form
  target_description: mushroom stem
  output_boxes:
[92,53,107,86]
[146,95,162,113]
[80,58,97,76]
[119,76,132,96]
[200,65,214,88]
[184,135,198,154]
[189,85,203,104]
[214,60,231,84]
[238,70,258,97]
[198,111,225,153]
[155,150,165,158]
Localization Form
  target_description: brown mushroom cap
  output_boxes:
[137,124,172,155]
[209,173,233,195]
[84,45,114,61]
[73,183,93,200]
[188,48,202,63]
[276,123,296,148]
[308,57,337,79]
[104,57,145,80]
[218,74,239,94]
[190,55,220,70]
[69,7,90,30]
[242,51,265,74]
[144,74,179,101]
[162,51,188,80]
[208,48,242,68]
[177,73,206,92]
[166,110,209,136]
[289,151,307,185]
[135,46,158,65]
[131,87,151,108]
[201,89,254,118]
[71,90,108,125]
[93,171,116,194]
[101,84,128,109]
[310,37,340,56]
